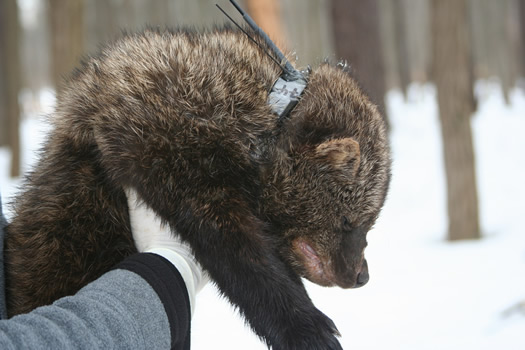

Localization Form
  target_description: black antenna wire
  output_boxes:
[226,0,296,76]
[216,0,307,120]
[215,4,285,73]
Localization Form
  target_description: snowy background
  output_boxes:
[1,81,524,349]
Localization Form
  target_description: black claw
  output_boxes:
[327,318,341,337]
[333,327,342,338]
[320,313,341,338]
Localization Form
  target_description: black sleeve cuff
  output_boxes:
[115,253,191,350]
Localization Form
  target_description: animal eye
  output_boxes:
[342,216,352,232]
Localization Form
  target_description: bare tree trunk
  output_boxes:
[519,0,525,79]
[0,0,6,147]
[331,0,387,119]
[85,0,120,52]
[280,0,334,67]
[20,0,51,93]
[246,0,287,49]
[402,0,431,84]
[393,0,411,96]
[469,0,515,103]
[0,0,21,177]
[432,0,480,240]
[506,0,523,83]
[48,0,84,93]
[378,0,402,91]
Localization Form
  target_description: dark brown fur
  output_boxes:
[4,27,390,349]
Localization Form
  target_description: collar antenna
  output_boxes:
[217,0,308,120]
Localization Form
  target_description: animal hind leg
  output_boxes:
[4,142,136,316]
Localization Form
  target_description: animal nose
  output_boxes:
[355,260,369,288]
[355,271,369,287]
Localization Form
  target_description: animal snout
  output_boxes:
[355,260,369,288]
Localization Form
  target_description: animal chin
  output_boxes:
[292,239,335,287]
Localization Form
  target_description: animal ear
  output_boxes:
[315,138,360,174]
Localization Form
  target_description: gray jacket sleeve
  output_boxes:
[0,195,191,350]
[0,269,172,350]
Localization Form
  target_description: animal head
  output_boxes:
[264,63,391,289]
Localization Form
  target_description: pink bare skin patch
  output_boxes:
[292,238,335,287]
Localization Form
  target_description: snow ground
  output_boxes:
[1,82,524,349]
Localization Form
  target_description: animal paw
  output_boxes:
[270,311,343,350]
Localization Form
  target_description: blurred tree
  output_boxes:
[246,0,287,49]
[48,0,84,93]
[0,0,21,177]
[84,0,240,54]
[401,0,431,84]
[377,0,400,91]
[20,0,51,93]
[0,2,6,146]
[507,0,524,83]
[432,0,480,240]
[331,0,387,118]
[392,0,412,96]
[519,0,525,79]
[378,0,431,96]
[85,0,121,49]
[469,0,519,103]
[280,0,334,67]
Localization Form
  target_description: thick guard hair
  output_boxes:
[5,26,390,350]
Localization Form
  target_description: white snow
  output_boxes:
[1,82,524,349]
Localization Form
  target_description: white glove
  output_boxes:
[125,188,208,315]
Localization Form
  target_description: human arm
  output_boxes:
[0,253,190,350]
[0,190,202,350]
